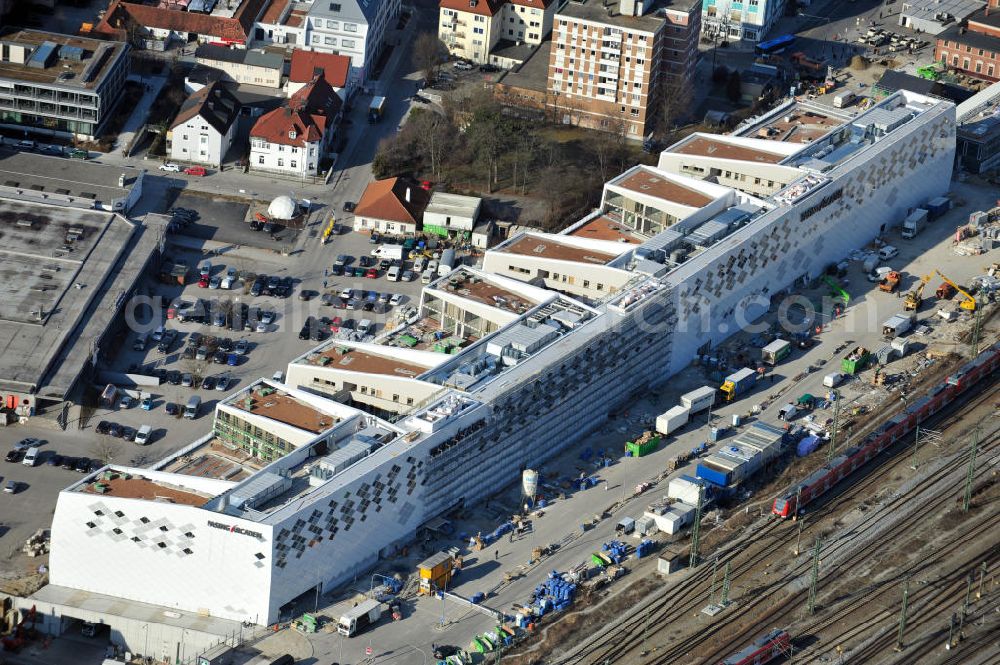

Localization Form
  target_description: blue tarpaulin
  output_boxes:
[797,435,821,457]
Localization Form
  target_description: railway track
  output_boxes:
[555,363,998,665]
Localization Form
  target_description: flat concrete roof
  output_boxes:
[231,387,340,434]
[499,234,620,264]
[30,584,243,638]
[0,199,146,399]
[566,214,645,243]
[77,473,212,506]
[0,148,136,204]
[425,192,481,218]
[556,0,688,31]
[746,105,842,143]
[308,347,429,377]
[162,439,258,481]
[434,271,539,314]
[497,40,551,94]
[672,136,787,164]
[615,169,714,208]
[0,29,127,90]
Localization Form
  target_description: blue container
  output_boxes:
[696,463,730,487]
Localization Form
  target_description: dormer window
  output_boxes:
[289,129,297,140]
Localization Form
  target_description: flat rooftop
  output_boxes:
[496,39,551,93]
[0,149,136,204]
[566,214,645,243]
[0,199,146,398]
[615,169,714,208]
[78,472,211,506]
[0,29,126,89]
[305,347,428,378]
[745,106,843,143]
[498,234,620,264]
[231,386,340,434]
[672,136,787,164]
[557,0,689,30]
[162,439,259,481]
[433,271,538,314]
[382,314,478,352]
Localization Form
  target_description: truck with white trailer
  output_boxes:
[680,386,715,414]
[901,208,928,239]
[338,598,382,636]
[655,405,690,436]
[761,339,792,365]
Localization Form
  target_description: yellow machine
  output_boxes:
[904,274,932,311]
[934,269,976,311]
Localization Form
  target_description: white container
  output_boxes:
[680,386,716,414]
[668,476,705,505]
[823,372,844,388]
[655,405,690,435]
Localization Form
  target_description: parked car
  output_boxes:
[342,201,356,212]
[234,339,249,355]
[181,373,194,387]
[251,275,266,296]
[453,61,474,71]
[61,456,76,470]
[4,480,18,494]
[68,148,89,160]
[330,264,344,276]
[198,275,210,288]
[260,310,275,325]
[227,352,239,366]
[213,350,227,364]
[74,458,91,472]
[5,450,22,463]
[121,426,136,442]
[119,394,132,409]
[140,395,153,410]
[214,376,229,391]
[159,163,181,172]
[46,453,63,467]
[184,166,207,176]
[108,422,122,438]
[16,139,36,150]
[96,420,111,435]
[389,293,402,306]
[201,376,217,390]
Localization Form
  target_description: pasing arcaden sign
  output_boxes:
[207,520,263,539]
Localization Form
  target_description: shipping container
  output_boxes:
[695,460,731,487]
[667,475,707,506]
[761,339,792,365]
[649,503,695,534]
[882,313,914,338]
[720,367,757,401]
[655,405,690,435]
[926,196,950,219]
[680,386,716,413]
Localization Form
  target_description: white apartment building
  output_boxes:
[701,0,786,44]
[168,81,241,168]
[40,90,957,657]
[439,0,557,66]
[306,0,401,83]
[249,74,341,178]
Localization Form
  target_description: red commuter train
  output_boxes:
[773,341,1000,518]
[717,628,792,665]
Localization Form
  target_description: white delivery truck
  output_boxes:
[372,245,405,261]
[655,405,690,436]
[901,208,928,239]
[833,90,856,108]
[438,248,456,277]
[882,313,914,338]
[680,386,716,414]
[338,599,382,637]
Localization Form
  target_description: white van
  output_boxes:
[183,395,201,419]
[357,319,373,336]
[23,447,40,466]
[387,265,401,282]
[135,425,153,445]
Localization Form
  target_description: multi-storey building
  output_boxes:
[168,81,242,168]
[42,89,956,659]
[0,29,129,139]
[438,0,557,67]
[306,0,401,84]
[701,0,785,44]
[249,73,342,177]
[935,0,1000,83]
[194,44,284,89]
[547,0,701,139]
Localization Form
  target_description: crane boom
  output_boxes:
[934,270,976,311]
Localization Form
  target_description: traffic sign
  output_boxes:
[365,646,373,656]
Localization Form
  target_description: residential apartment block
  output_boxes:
[547,0,701,139]
[306,0,401,83]
[194,44,284,88]
[439,0,557,67]
[935,0,1000,82]
[0,29,129,139]
[701,0,785,44]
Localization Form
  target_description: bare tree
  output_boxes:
[413,32,448,84]
[656,74,692,138]
[91,437,123,465]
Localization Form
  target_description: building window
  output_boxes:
[344,22,358,32]
[327,19,338,28]
[393,394,400,402]
[342,38,356,48]
[312,35,320,43]
[329,3,341,10]
[200,135,208,143]
[258,155,265,164]
[291,160,297,168]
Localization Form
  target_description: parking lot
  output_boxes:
[165,189,303,251]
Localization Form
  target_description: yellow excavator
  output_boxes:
[904,274,931,311]
[934,269,976,311]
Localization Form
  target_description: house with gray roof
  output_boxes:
[305,0,401,83]
[168,81,242,167]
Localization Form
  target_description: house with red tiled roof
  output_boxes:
[352,177,431,235]
[285,49,352,97]
[438,0,557,66]
[249,73,343,178]
[92,0,269,46]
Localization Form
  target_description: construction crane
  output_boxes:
[904,274,932,312]
[934,269,977,311]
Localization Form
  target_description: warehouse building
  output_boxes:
[40,89,955,651]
